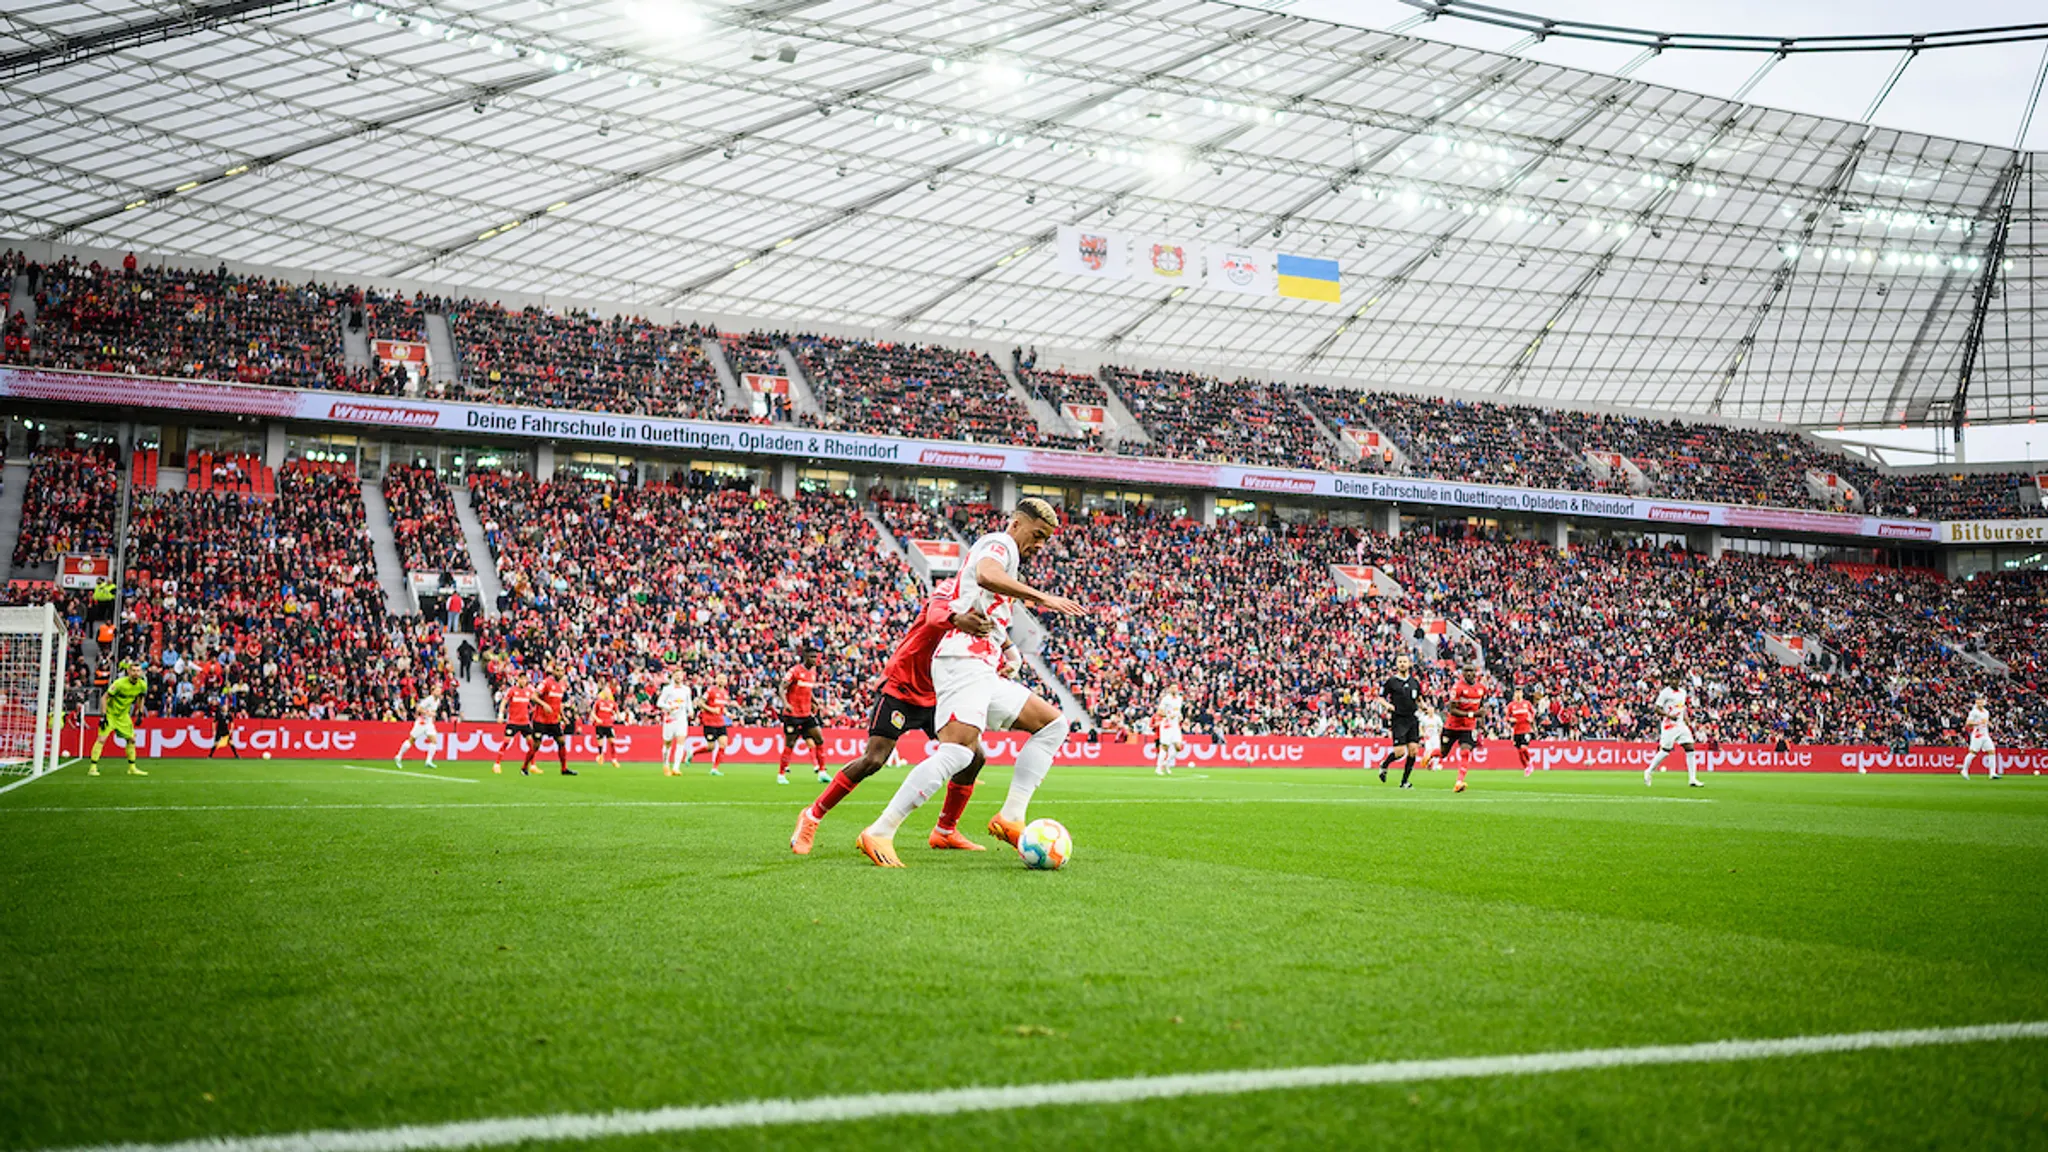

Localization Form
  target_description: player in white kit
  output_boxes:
[856,499,1084,867]
[1153,684,1186,776]
[395,691,443,770]
[1961,695,1999,779]
[1644,671,1703,787]
[656,669,694,777]
[1417,705,1444,771]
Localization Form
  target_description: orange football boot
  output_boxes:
[856,829,903,867]
[987,814,1024,847]
[791,808,821,856]
[928,826,986,851]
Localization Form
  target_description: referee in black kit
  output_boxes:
[1376,651,1425,788]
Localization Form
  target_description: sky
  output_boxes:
[1282,0,2048,150]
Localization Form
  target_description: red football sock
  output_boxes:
[936,781,974,832]
[1455,764,1469,785]
[711,744,724,770]
[778,747,792,773]
[1517,745,1531,769]
[521,744,538,771]
[812,745,826,772]
[810,770,859,819]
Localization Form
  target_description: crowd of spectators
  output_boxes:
[11,441,120,567]
[447,304,734,418]
[1013,504,2044,745]
[790,335,1041,444]
[1020,368,1116,450]
[1,254,385,393]
[383,464,471,574]
[1105,368,1337,469]
[467,471,922,726]
[1329,392,1596,490]
[5,252,2039,519]
[116,460,451,720]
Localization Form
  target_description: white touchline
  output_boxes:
[28,1022,2048,1152]
[0,757,80,797]
[338,765,477,784]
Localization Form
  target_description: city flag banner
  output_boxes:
[371,339,427,364]
[741,372,791,395]
[1137,236,1200,283]
[1055,225,1129,279]
[1065,403,1111,433]
[1276,254,1341,303]
[1204,247,1276,296]
[58,553,112,590]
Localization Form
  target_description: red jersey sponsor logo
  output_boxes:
[1507,699,1534,735]
[328,401,440,427]
[1240,474,1317,494]
[592,697,616,725]
[700,688,728,725]
[505,685,532,725]
[1646,504,1712,524]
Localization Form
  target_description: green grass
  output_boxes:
[2,758,2046,1150]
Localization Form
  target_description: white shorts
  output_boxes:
[1659,721,1696,751]
[1969,734,1996,754]
[663,719,689,742]
[410,721,440,747]
[1158,724,1182,747]
[1422,736,1441,755]
[934,656,1031,733]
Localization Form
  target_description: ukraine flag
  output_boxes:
[1277,254,1341,303]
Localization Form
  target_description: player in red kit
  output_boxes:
[777,649,828,785]
[492,676,534,775]
[1507,685,1536,776]
[590,685,621,769]
[697,675,731,777]
[791,584,995,855]
[1444,664,1488,794]
[521,664,575,776]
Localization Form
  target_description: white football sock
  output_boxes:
[1645,748,1667,778]
[869,742,972,838]
[1000,715,1071,825]
[1686,753,1698,784]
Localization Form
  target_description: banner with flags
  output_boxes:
[1055,225,1129,279]
[1204,246,1276,295]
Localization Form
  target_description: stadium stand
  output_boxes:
[2,256,381,392]
[466,472,922,725]
[382,465,471,574]
[11,442,120,567]
[1328,391,1594,490]
[1106,368,1337,468]
[116,461,451,720]
[790,335,1042,444]
[446,303,731,418]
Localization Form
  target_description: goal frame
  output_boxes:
[0,603,69,778]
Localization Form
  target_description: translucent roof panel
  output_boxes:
[0,0,2038,426]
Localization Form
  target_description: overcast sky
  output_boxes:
[1284,0,2048,150]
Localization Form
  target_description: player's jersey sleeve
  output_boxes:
[949,533,1019,612]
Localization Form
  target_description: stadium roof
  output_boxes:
[2,0,2044,427]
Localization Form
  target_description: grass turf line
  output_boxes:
[1,760,2044,1150]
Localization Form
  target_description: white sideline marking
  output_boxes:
[0,757,80,796]
[30,1021,2048,1152]
[338,764,476,785]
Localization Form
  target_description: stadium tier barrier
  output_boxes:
[65,719,2044,775]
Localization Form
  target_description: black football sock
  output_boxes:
[1400,757,1416,786]
[1378,750,1399,771]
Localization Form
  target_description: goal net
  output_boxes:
[0,604,68,778]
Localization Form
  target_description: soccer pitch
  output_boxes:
[2,760,2044,1150]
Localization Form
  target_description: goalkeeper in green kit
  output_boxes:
[89,662,149,776]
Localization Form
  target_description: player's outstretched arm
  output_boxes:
[972,557,1083,616]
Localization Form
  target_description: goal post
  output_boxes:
[0,604,69,778]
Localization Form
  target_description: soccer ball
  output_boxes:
[1016,818,1072,871]
[262,752,272,761]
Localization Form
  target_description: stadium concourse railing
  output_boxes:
[0,364,1975,544]
[57,718,2048,773]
